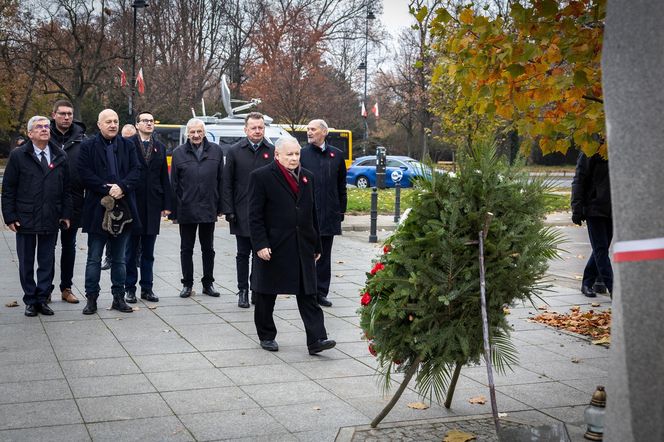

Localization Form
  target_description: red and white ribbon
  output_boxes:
[614,237,664,263]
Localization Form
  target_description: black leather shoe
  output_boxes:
[260,340,279,352]
[140,289,159,302]
[317,295,333,307]
[111,295,134,313]
[581,285,596,297]
[592,282,608,295]
[125,288,137,304]
[82,293,98,315]
[237,289,250,308]
[25,304,38,317]
[251,291,256,305]
[202,285,220,297]
[101,257,111,270]
[36,303,54,316]
[179,286,193,298]
[308,339,336,355]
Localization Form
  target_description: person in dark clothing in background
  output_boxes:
[223,112,274,308]
[300,119,347,307]
[571,150,613,297]
[50,99,86,304]
[124,111,172,304]
[170,118,223,299]
[2,116,72,317]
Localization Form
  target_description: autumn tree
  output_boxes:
[429,0,606,156]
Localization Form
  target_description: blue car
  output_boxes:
[346,155,430,188]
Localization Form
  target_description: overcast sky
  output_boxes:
[379,0,414,39]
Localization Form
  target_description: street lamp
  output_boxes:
[128,0,148,122]
[359,3,375,154]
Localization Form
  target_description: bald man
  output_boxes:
[78,109,141,315]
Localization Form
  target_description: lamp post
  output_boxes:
[359,3,375,155]
[128,0,148,122]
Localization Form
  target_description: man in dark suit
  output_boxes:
[50,99,86,304]
[223,112,274,308]
[2,115,72,316]
[248,137,336,354]
[300,119,347,307]
[78,109,141,315]
[124,111,172,304]
[169,118,224,299]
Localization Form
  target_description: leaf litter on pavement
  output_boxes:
[530,305,611,345]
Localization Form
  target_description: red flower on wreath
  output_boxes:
[370,262,385,275]
[360,292,372,306]
[383,244,391,254]
[368,341,377,357]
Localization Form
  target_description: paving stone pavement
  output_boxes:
[0,214,611,441]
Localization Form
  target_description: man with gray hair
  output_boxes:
[169,118,224,298]
[300,119,347,307]
[2,115,72,316]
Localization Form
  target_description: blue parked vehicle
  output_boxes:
[346,155,431,188]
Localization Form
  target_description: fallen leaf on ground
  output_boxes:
[132,306,139,311]
[335,274,344,277]
[537,305,549,310]
[5,300,19,307]
[591,302,600,307]
[148,305,157,310]
[443,429,476,442]
[503,307,511,315]
[571,358,580,363]
[498,412,507,418]
[577,254,585,259]
[162,329,171,333]
[574,275,583,280]
[312,405,321,411]
[406,402,429,410]
[336,260,345,264]
[531,307,611,342]
[468,395,487,404]
[592,336,611,345]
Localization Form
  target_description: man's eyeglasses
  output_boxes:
[55,112,73,117]
[139,119,154,124]
[33,124,50,131]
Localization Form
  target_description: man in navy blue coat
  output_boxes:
[2,116,72,317]
[300,119,347,307]
[123,111,172,304]
[78,109,141,315]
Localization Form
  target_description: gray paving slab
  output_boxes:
[221,363,308,386]
[0,362,64,383]
[133,352,214,373]
[203,348,283,368]
[241,380,336,407]
[60,356,141,378]
[0,399,83,430]
[69,373,156,398]
[265,398,368,433]
[178,408,288,441]
[86,416,194,442]
[144,368,234,391]
[161,385,255,414]
[76,393,173,423]
[0,424,90,442]
[0,379,72,404]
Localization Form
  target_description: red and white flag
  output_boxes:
[372,102,379,118]
[136,68,145,95]
[118,67,127,87]
[361,102,367,118]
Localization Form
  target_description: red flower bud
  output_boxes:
[370,262,385,275]
[360,292,372,306]
[383,244,392,254]
[368,342,377,356]
[393,359,403,365]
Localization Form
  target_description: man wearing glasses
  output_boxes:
[50,99,86,304]
[2,116,72,317]
[123,111,172,304]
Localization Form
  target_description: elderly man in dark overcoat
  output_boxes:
[78,109,141,315]
[248,136,336,354]
[169,118,224,299]
[124,111,172,304]
[2,115,72,317]
[300,119,347,307]
[222,112,274,308]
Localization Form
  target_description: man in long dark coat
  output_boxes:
[300,119,347,307]
[222,112,274,308]
[2,115,72,317]
[78,109,141,315]
[124,111,172,303]
[248,137,336,354]
[169,118,223,298]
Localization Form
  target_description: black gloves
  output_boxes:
[572,212,584,226]
[225,213,236,222]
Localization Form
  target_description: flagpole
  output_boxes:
[129,1,148,122]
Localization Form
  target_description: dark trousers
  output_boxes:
[125,233,157,290]
[254,293,327,346]
[179,223,215,286]
[583,216,614,292]
[316,235,334,297]
[16,232,57,305]
[57,226,78,291]
[235,235,253,290]
[84,231,130,296]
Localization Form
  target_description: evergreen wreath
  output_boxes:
[359,140,563,413]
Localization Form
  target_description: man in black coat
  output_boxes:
[571,150,613,297]
[2,116,72,317]
[248,136,336,354]
[78,109,141,315]
[50,99,86,304]
[300,119,347,307]
[170,118,223,299]
[222,112,274,308]
[124,111,172,304]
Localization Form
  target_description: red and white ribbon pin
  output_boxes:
[613,237,664,263]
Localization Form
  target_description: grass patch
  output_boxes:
[347,188,569,214]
